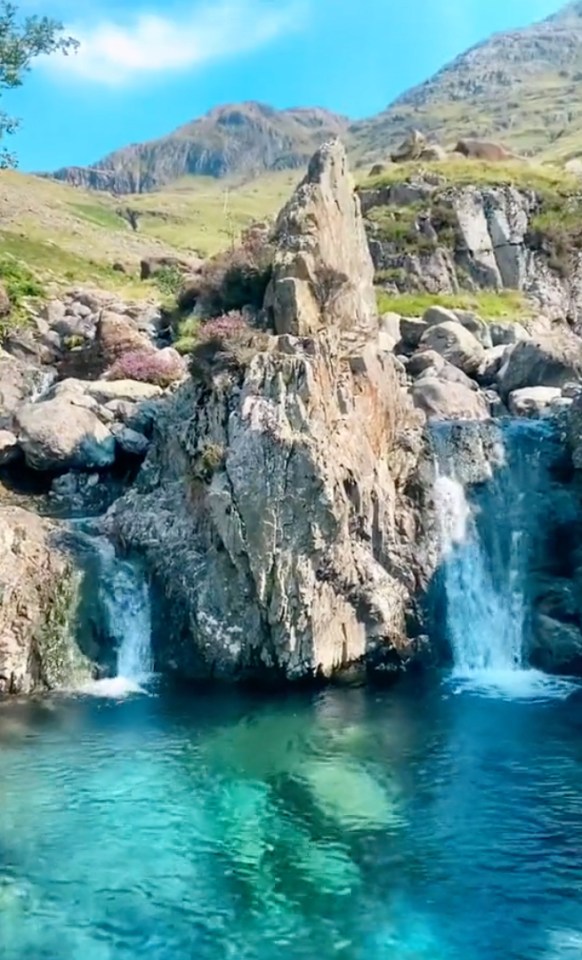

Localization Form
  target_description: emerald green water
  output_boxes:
[2,679,582,960]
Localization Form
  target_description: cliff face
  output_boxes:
[106,142,438,683]
[361,172,582,327]
[0,507,93,694]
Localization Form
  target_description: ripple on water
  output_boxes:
[2,684,582,960]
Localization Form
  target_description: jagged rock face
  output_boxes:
[107,336,434,682]
[265,141,377,338]
[0,508,94,694]
[362,179,582,326]
[105,141,437,683]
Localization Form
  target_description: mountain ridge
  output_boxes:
[48,2,582,194]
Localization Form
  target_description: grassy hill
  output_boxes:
[0,168,299,299]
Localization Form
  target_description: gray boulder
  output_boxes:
[400,317,428,349]
[497,335,582,399]
[411,377,489,421]
[16,397,116,472]
[508,386,562,418]
[530,614,582,675]
[489,321,530,347]
[420,321,485,375]
[0,430,20,465]
[113,426,150,457]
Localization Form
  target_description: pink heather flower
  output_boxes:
[107,348,185,387]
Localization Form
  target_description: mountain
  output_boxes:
[354,1,582,161]
[48,3,582,195]
[49,102,350,194]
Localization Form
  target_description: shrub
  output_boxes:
[154,265,183,297]
[189,311,269,383]
[197,231,274,316]
[194,442,226,481]
[106,348,185,388]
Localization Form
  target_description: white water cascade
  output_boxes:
[76,533,153,697]
[432,421,573,699]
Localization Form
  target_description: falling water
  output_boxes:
[98,541,153,684]
[432,420,571,698]
[71,529,153,696]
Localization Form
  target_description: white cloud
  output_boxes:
[43,0,305,85]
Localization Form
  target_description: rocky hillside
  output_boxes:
[354,2,582,162]
[47,3,582,196]
[49,103,349,194]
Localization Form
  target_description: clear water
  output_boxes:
[2,680,582,960]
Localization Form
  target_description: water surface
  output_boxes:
[2,679,582,960]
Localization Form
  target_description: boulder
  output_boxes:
[113,426,150,457]
[497,335,582,399]
[0,430,20,465]
[379,312,402,351]
[411,377,489,421]
[400,317,427,349]
[489,321,530,347]
[0,350,39,428]
[420,321,484,375]
[530,614,582,675]
[423,305,492,348]
[0,507,93,694]
[84,380,163,405]
[97,311,153,366]
[452,310,493,349]
[419,144,447,162]
[391,130,426,163]
[508,386,562,418]
[0,282,11,317]
[407,349,445,377]
[477,345,510,385]
[417,359,479,391]
[265,140,376,337]
[454,138,518,162]
[16,397,116,472]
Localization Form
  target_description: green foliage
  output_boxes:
[0,3,78,166]
[528,196,582,277]
[376,288,531,320]
[361,158,580,197]
[68,202,126,231]
[63,334,85,351]
[195,443,226,481]
[374,267,408,286]
[173,315,201,355]
[0,254,42,301]
[154,265,183,297]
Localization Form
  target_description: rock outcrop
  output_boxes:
[362,176,582,327]
[106,141,437,683]
[265,140,377,338]
[0,508,94,694]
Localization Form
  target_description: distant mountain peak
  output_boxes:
[48,102,349,195]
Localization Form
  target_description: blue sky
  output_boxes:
[6,0,566,171]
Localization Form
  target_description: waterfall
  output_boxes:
[70,528,153,697]
[97,540,153,684]
[432,420,565,696]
